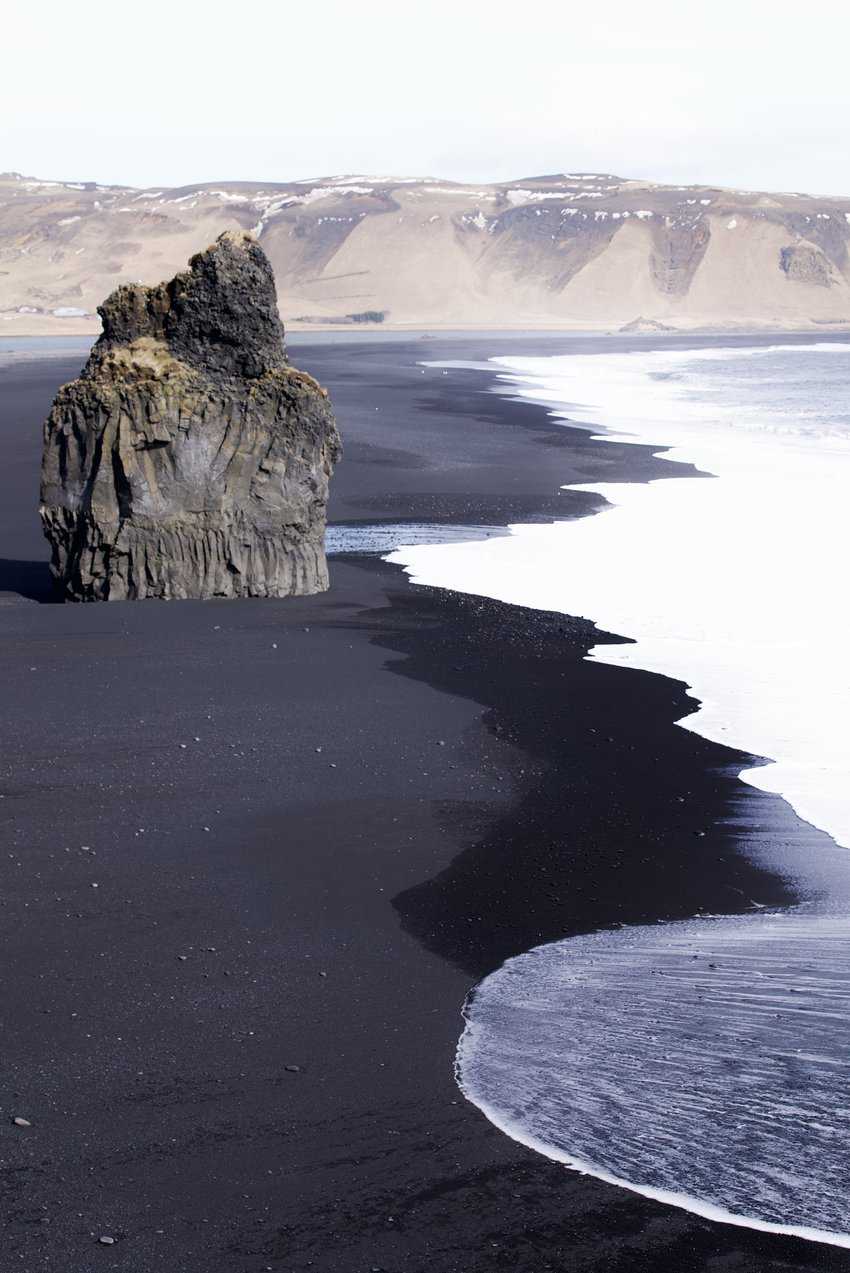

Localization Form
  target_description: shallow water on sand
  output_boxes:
[326,522,507,555]
[457,907,850,1247]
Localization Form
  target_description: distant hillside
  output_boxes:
[3,170,850,333]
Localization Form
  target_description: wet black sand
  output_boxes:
[0,335,847,1272]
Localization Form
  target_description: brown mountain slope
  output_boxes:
[3,170,850,333]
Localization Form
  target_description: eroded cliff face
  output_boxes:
[7,171,850,332]
[39,231,341,601]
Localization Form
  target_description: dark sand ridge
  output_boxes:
[0,335,846,1272]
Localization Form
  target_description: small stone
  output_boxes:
[284,1064,301,1073]
[98,1235,115,1245]
[177,955,188,961]
[12,1116,31,1127]
[179,743,187,750]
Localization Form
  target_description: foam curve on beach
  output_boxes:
[457,908,850,1246]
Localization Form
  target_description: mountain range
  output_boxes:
[3,170,850,333]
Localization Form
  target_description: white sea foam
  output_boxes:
[387,339,850,1244]
[389,342,850,849]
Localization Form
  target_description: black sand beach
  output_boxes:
[1,334,848,1273]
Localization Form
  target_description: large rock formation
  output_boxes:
[39,231,341,601]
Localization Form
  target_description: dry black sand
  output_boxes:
[0,334,846,1272]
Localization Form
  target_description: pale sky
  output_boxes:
[5,0,850,195]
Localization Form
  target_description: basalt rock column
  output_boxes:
[39,231,341,600]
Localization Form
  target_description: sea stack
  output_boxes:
[39,231,341,601]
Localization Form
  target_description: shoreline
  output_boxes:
[392,338,850,853]
[394,338,850,1245]
[4,320,850,342]
[1,337,847,1270]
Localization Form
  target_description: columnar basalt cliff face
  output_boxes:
[39,232,341,601]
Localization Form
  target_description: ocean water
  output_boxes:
[387,340,850,1245]
[326,522,507,555]
[0,336,92,366]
